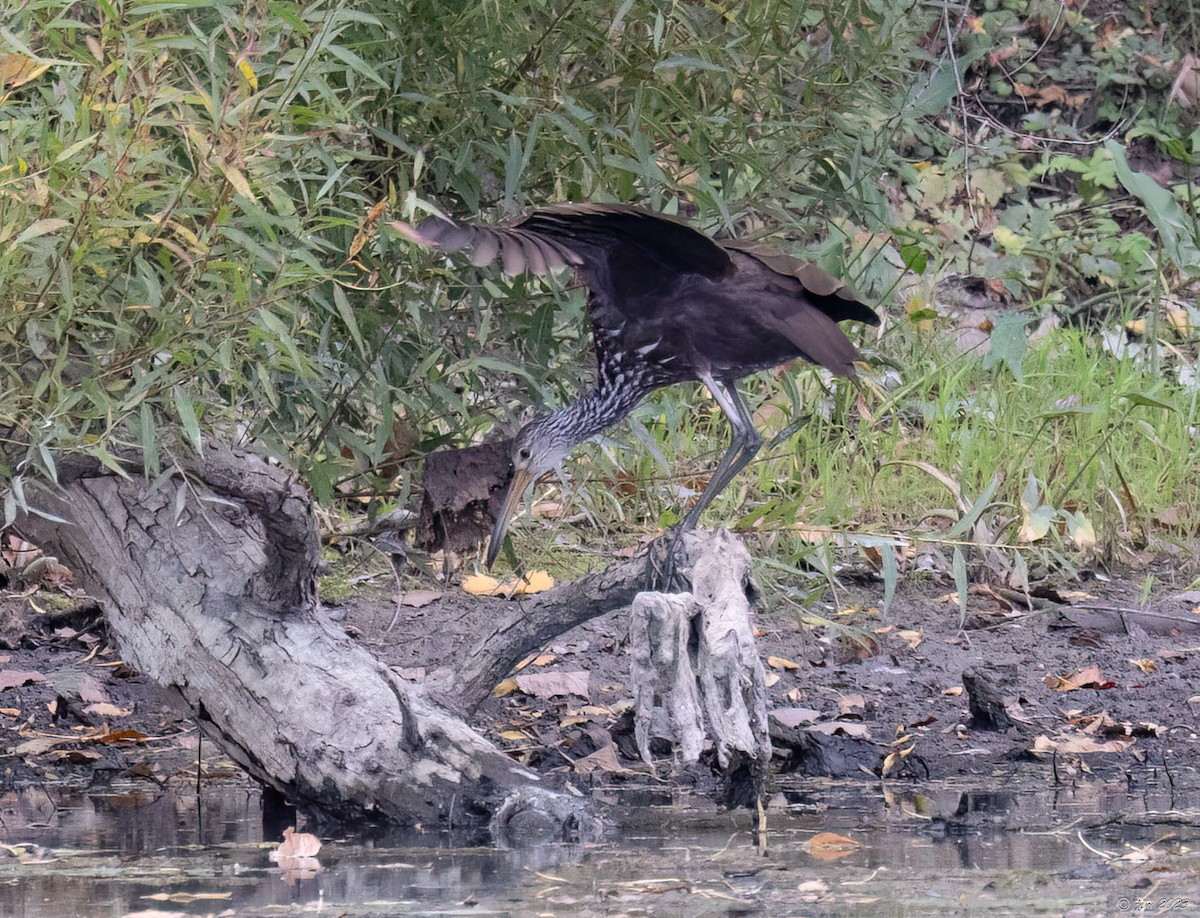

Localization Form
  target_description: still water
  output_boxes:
[1,773,1196,916]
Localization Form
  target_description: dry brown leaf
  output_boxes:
[797,879,830,896]
[791,524,843,545]
[347,226,371,261]
[836,694,866,716]
[773,707,822,728]
[1129,658,1157,674]
[1045,664,1115,692]
[1033,84,1069,106]
[83,702,131,718]
[272,827,322,859]
[49,748,101,764]
[0,670,46,692]
[14,735,75,755]
[1154,506,1182,528]
[803,831,861,861]
[92,728,148,745]
[493,678,519,697]
[767,655,800,671]
[399,590,442,607]
[498,729,529,741]
[0,53,50,89]
[942,685,964,697]
[514,671,590,700]
[896,629,924,650]
[1032,734,1136,755]
[1168,52,1200,109]
[573,740,622,774]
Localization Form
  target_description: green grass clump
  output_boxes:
[496,321,1200,583]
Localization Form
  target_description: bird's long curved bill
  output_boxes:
[486,468,534,568]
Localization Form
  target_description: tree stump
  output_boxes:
[631,530,772,806]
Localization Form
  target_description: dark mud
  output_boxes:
[350,569,1200,792]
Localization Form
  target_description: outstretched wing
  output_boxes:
[396,204,879,378]
[392,210,584,277]
[394,204,733,319]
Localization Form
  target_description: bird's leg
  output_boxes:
[650,377,761,590]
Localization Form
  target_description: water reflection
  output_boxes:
[0,775,1195,917]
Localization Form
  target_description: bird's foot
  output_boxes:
[644,528,691,593]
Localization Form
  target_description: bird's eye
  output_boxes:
[517,447,531,461]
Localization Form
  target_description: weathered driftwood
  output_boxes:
[395,552,651,715]
[630,530,772,805]
[15,441,772,827]
[14,443,584,832]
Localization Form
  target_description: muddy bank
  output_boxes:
[2,567,1199,803]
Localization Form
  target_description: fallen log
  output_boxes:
[15,441,774,829]
[14,442,583,833]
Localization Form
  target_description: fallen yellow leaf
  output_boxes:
[1166,307,1192,334]
[512,570,554,594]
[493,678,519,697]
[462,570,555,597]
[462,573,503,595]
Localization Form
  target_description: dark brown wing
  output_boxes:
[396,205,878,378]
[515,204,732,286]
[720,241,880,327]
[394,204,733,321]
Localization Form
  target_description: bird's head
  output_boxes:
[485,418,572,568]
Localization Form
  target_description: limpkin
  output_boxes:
[396,204,879,578]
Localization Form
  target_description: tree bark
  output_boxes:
[630,530,771,807]
[14,442,584,832]
[388,552,649,715]
[14,440,771,829]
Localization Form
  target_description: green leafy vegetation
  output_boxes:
[2,0,1199,587]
